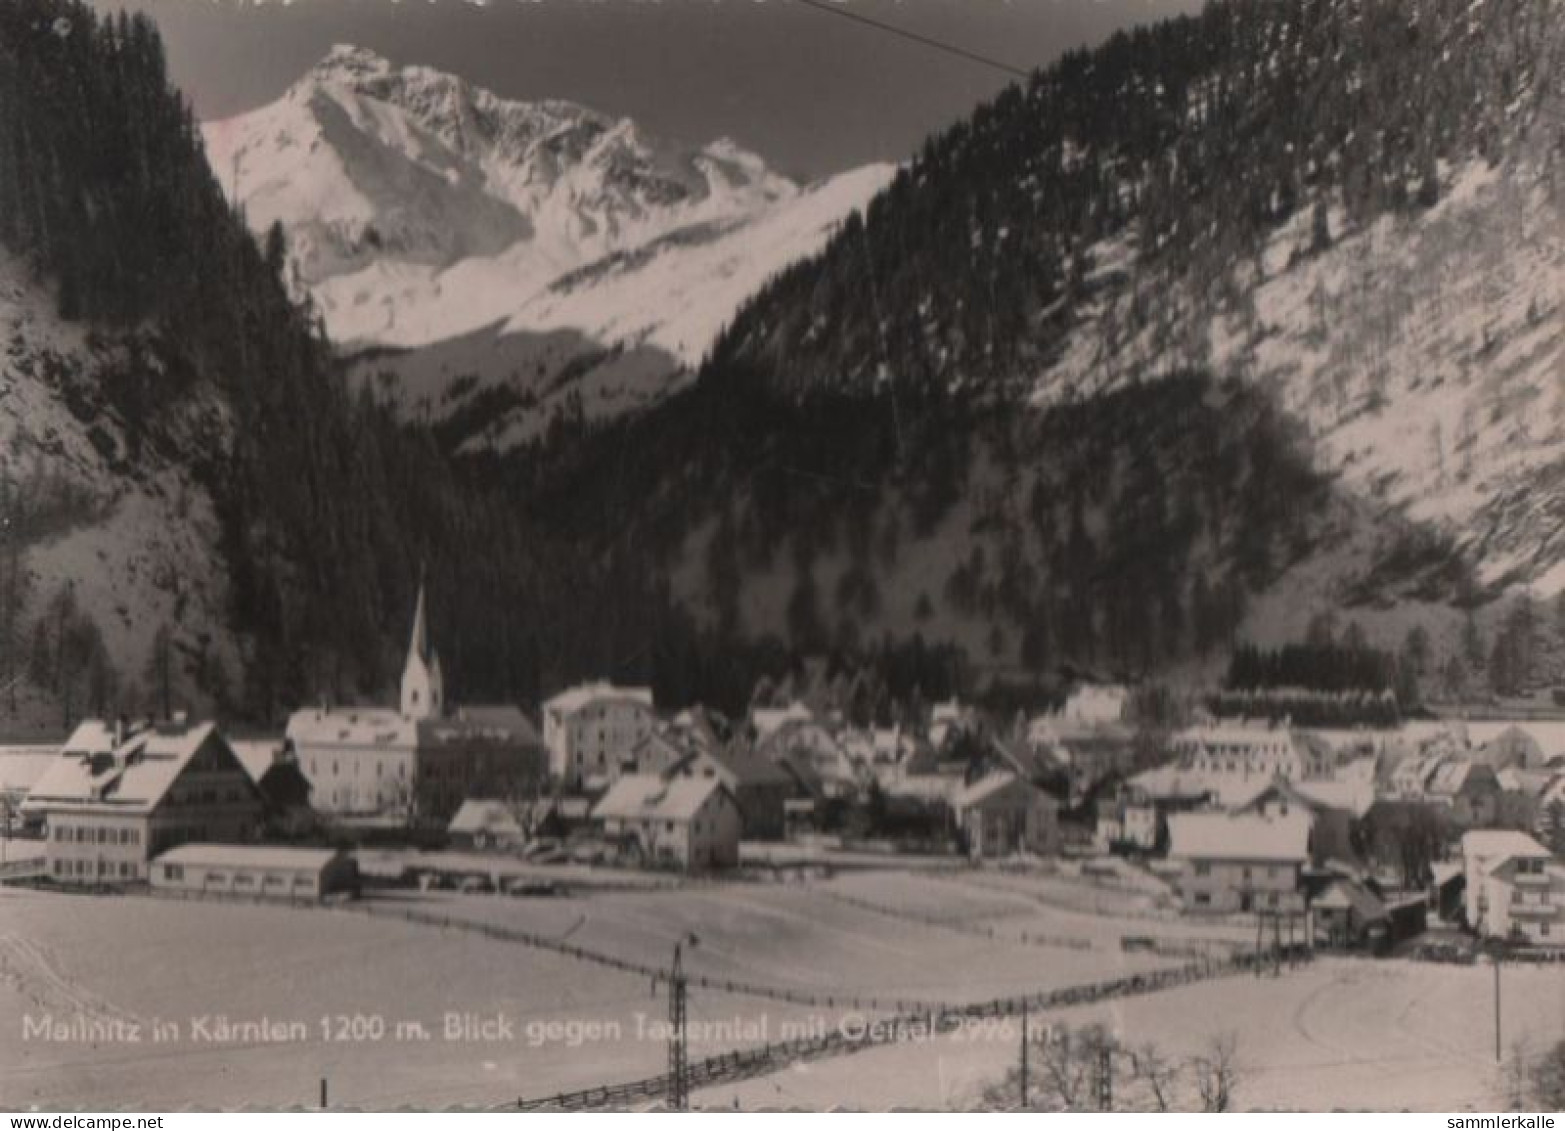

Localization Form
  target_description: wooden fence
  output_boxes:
[513,946,1313,1110]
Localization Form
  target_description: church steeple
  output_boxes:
[400,576,444,720]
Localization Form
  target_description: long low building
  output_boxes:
[150,843,359,901]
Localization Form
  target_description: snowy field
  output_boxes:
[0,874,1185,1110]
[4,872,1551,1111]
[694,958,1565,1111]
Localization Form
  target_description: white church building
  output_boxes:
[285,582,547,825]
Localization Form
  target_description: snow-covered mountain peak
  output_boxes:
[310,42,396,83]
[206,46,800,289]
[206,48,890,440]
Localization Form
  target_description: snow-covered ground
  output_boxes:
[0,873,1187,1109]
[696,958,1565,1111]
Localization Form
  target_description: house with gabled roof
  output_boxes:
[1461,829,1563,945]
[1425,759,1501,828]
[592,773,741,871]
[952,770,1060,859]
[1166,810,1312,914]
[22,719,264,886]
[659,742,794,841]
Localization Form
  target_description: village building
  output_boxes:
[1173,722,1310,780]
[749,700,815,742]
[1057,683,1129,726]
[1425,760,1501,828]
[1493,767,1557,832]
[1461,829,1564,946]
[22,720,264,886]
[1311,876,1391,950]
[1388,750,1450,799]
[1536,777,1565,855]
[1239,778,1370,867]
[1166,810,1312,914]
[286,585,548,825]
[757,719,863,801]
[542,682,655,790]
[446,798,528,850]
[591,774,741,871]
[658,744,794,841]
[929,699,978,748]
[953,771,1060,859]
[150,843,358,901]
[1094,777,1209,853]
[1477,726,1548,772]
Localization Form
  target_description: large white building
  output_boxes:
[1167,811,1312,914]
[1461,829,1564,946]
[22,720,264,886]
[1173,722,1309,780]
[286,584,547,824]
[542,682,655,790]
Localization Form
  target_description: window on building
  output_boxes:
[1194,893,1211,906]
[164,865,183,881]
[1194,862,1211,876]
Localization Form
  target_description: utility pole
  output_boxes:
[669,937,692,1110]
[1018,1000,1029,1109]
[1095,1039,1113,1111]
[1493,952,1502,1065]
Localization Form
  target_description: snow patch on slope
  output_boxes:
[1040,159,1565,592]
[0,249,234,712]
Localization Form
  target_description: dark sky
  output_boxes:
[88,0,1200,181]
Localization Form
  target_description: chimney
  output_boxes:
[114,715,126,748]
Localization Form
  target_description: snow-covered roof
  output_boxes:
[544,683,654,717]
[286,706,542,749]
[1314,878,1387,921]
[592,773,727,823]
[1426,759,1492,796]
[21,721,237,816]
[1129,765,1271,809]
[287,707,416,748]
[955,770,1055,812]
[447,799,525,837]
[0,746,60,794]
[1460,829,1552,865]
[154,843,345,872]
[1167,811,1311,863]
[1290,778,1376,817]
[750,701,814,738]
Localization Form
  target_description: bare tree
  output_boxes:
[1193,1032,1241,1113]
[1037,1026,1095,1110]
[1130,1042,1180,1112]
[1533,1040,1565,1109]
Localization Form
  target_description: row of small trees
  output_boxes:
[983,1023,1241,1113]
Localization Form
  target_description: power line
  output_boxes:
[784,0,1033,80]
